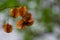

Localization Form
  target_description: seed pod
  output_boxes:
[23,13,32,21]
[3,24,13,33]
[10,8,19,18]
[16,19,26,29]
[16,18,34,29]
[23,13,34,26]
[18,6,27,17]
[27,18,34,26]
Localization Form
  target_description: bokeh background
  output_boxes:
[0,0,60,40]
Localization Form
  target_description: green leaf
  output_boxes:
[0,2,7,11]
[0,0,7,5]
[0,0,20,11]
[42,8,52,23]
[7,0,20,8]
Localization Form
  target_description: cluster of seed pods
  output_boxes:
[3,6,34,33]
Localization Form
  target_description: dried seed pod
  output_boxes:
[16,18,34,29]
[3,24,13,33]
[23,13,32,21]
[10,8,19,18]
[18,6,27,17]
[23,13,34,26]
[27,18,34,26]
[16,19,26,29]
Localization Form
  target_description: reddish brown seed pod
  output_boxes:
[3,24,13,33]
[10,8,19,18]
[18,6,27,17]
[22,13,32,21]
[16,19,26,29]
[23,13,34,26]
[26,18,34,26]
[16,18,34,29]
[16,13,34,29]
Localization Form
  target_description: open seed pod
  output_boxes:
[16,18,34,29]
[26,18,34,26]
[18,6,28,17]
[16,19,26,29]
[10,8,19,18]
[3,24,13,33]
[22,13,34,26]
[22,13,32,21]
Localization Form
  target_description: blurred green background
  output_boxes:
[0,0,60,40]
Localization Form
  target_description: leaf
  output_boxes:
[0,2,7,11]
[0,0,7,5]
[7,0,20,8]
[0,0,20,11]
[42,8,52,23]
